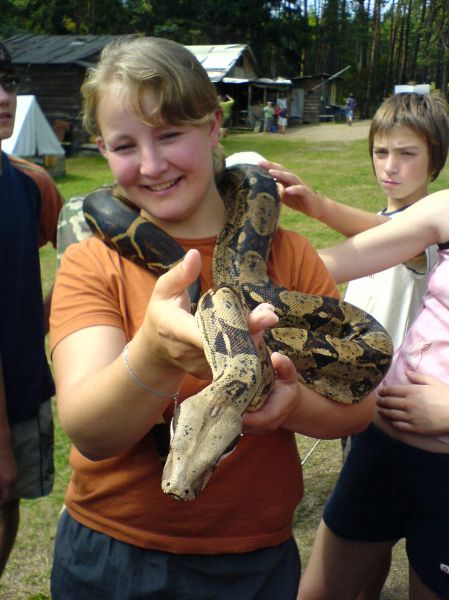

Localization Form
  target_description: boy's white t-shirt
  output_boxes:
[344,207,438,349]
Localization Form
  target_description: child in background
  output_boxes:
[262,92,448,350]
[277,95,288,133]
[262,91,449,600]
[296,187,449,600]
[49,36,373,599]
[263,100,275,133]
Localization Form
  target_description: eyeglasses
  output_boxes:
[0,76,19,93]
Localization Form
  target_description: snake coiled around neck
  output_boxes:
[83,164,393,501]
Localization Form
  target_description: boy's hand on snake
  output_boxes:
[258,159,327,219]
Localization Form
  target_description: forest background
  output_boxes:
[1,0,449,117]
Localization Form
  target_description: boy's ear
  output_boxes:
[96,136,107,156]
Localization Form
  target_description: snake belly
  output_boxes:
[83,164,394,502]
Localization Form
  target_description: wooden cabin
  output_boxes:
[5,34,295,146]
[291,73,345,124]
[4,34,127,151]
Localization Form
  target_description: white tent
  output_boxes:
[3,95,65,157]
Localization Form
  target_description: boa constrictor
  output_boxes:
[83,164,393,501]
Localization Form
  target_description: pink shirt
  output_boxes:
[382,249,449,444]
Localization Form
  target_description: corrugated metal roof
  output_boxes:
[4,34,122,66]
[4,35,258,81]
[190,43,250,77]
[253,77,292,85]
[190,43,254,82]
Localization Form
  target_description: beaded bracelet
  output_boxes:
[122,343,179,402]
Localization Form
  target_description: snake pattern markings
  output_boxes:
[83,164,393,501]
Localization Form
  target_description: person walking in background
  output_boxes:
[277,95,288,133]
[218,93,234,138]
[0,41,63,578]
[274,102,281,130]
[263,100,274,133]
[345,93,356,125]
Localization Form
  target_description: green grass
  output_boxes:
[3,128,449,598]
[55,154,114,199]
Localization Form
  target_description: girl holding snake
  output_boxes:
[49,36,374,599]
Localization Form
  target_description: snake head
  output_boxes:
[161,390,243,501]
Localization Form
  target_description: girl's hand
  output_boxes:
[377,370,449,435]
[141,249,280,380]
[258,159,327,219]
[141,249,209,378]
[243,352,376,439]
[242,352,300,434]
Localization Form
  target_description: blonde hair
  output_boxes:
[82,36,220,136]
[369,93,449,181]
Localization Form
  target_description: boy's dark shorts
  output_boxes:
[11,399,54,499]
[324,424,449,599]
[51,510,301,600]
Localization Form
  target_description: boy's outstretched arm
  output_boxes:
[259,159,387,238]
[319,189,449,283]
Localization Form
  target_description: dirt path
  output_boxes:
[283,119,371,142]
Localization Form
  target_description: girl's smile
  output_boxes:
[96,82,225,238]
[144,177,183,193]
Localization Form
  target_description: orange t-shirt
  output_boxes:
[10,156,63,247]
[50,227,338,554]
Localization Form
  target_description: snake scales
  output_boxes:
[83,164,393,501]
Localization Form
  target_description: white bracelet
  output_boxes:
[122,343,179,401]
